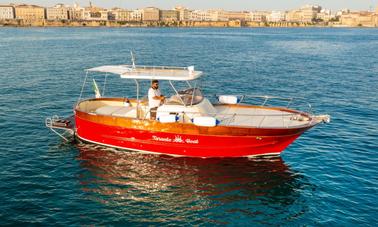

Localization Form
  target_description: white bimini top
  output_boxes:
[87,65,203,81]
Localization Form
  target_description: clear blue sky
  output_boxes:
[1,0,377,11]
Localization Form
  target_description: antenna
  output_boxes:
[130,51,136,69]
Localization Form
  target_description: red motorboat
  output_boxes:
[46,61,330,158]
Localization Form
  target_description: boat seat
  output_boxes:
[96,106,137,118]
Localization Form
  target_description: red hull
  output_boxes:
[75,116,303,158]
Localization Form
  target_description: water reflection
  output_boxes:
[76,143,311,224]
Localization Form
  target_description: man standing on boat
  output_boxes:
[148,80,165,120]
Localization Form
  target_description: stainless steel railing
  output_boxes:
[216,94,313,115]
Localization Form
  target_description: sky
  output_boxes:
[1,0,377,12]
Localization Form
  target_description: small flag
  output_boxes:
[92,79,101,98]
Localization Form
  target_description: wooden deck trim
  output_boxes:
[75,98,315,137]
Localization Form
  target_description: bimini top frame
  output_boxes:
[86,65,203,81]
[80,64,204,109]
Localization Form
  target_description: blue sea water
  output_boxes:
[0,27,377,225]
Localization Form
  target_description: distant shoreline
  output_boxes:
[0,19,376,28]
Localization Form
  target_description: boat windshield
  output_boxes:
[167,88,204,106]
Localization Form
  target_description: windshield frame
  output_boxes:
[167,80,204,107]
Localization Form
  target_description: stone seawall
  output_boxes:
[0,19,370,28]
[0,19,243,27]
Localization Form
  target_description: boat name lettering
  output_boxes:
[173,135,184,143]
[152,135,199,144]
[152,136,172,142]
[185,138,199,144]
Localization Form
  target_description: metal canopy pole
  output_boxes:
[102,73,108,96]
[77,70,89,105]
[169,80,186,106]
[186,81,192,88]
[134,79,140,118]
[190,81,197,106]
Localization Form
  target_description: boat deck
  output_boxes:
[214,105,311,128]
[82,99,312,129]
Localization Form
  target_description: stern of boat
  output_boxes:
[45,115,76,142]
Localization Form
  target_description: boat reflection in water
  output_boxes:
[76,143,312,225]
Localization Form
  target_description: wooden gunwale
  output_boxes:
[75,98,315,137]
[77,97,311,115]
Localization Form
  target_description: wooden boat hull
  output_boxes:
[75,113,312,157]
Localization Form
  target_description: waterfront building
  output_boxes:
[340,12,376,27]
[225,11,248,21]
[246,11,269,22]
[160,10,179,21]
[336,9,350,17]
[142,7,159,21]
[300,5,321,22]
[174,6,191,21]
[207,9,228,21]
[14,4,45,21]
[0,5,14,19]
[107,9,115,21]
[286,10,302,22]
[130,9,142,21]
[267,11,286,22]
[83,3,108,21]
[317,9,332,22]
[189,10,212,21]
[46,4,69,20]
[109,8,132,21]
[69,4,85,20]
[286,5,322,23]
[83,10,108,21]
